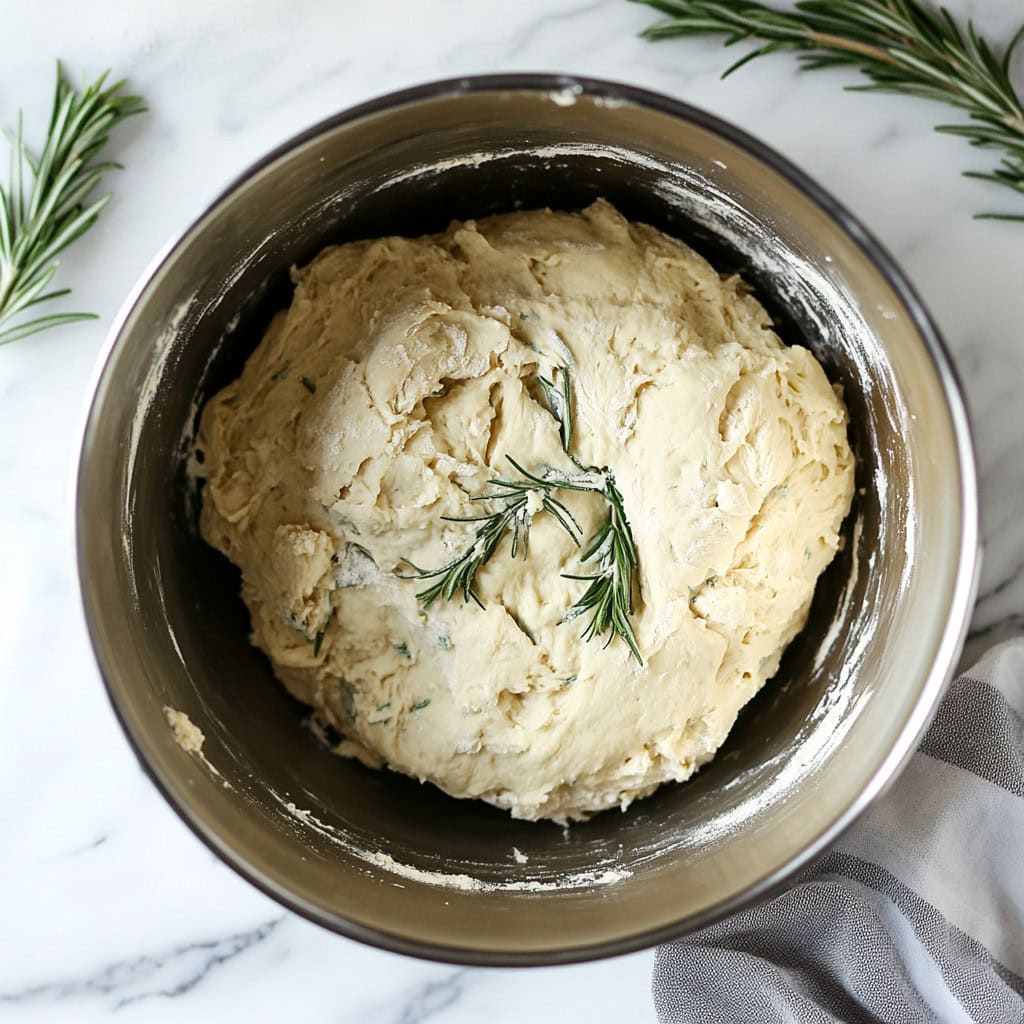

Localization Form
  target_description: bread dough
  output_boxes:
[196,200,854,822]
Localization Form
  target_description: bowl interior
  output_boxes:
[78,79,975,963]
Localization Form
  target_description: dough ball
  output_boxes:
[196,200,854,822]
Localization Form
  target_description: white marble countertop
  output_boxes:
[2,0,1022,1019]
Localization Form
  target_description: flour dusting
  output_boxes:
[280,800,628,892]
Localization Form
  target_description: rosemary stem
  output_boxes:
[807,31,901,67]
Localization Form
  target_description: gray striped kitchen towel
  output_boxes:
[654,640,1024,1024]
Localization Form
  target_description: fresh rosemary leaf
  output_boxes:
[629,0,1024,220]
[0,65,144,346]
[537,365,574,452]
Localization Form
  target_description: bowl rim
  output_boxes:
[76,72,980,966]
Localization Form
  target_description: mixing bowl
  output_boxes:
[76,75,979,964]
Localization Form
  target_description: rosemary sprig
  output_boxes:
[630,0,1024,220]
[0,65,145,346]
[399,364,644,661]
[398,457,584,609]
[562,477,642,662]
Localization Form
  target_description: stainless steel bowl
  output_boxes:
[76,75,979,965]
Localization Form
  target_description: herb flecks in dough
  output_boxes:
[339,683,357,721]
[313,620,328,656]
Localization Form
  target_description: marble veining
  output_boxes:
[0,919,284,1011]
[1,0,1021,1020]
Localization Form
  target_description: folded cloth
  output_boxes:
[654,640,1024,1024]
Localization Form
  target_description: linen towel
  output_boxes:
[654,640,1024,1024]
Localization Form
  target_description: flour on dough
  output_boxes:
[196,200,854,822]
